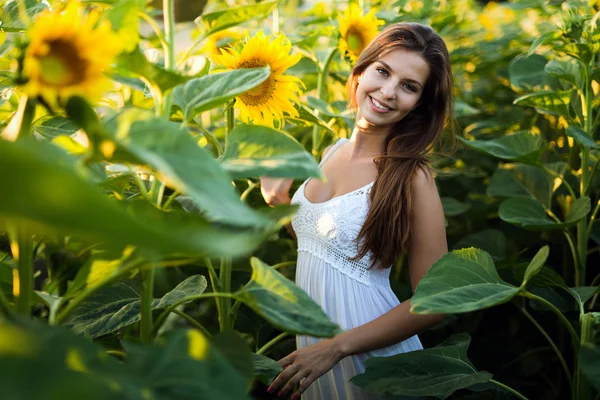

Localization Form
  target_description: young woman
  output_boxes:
[261,22,454,400]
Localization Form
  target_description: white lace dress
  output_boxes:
[290,138,423,400]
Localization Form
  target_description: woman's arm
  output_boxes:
[268,168,448,398]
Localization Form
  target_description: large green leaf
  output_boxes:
[104,109,272,228]
[545,58,583,88]
[569,286,600,306]
[499,196,590,230]
[171,68,270,122]
[238,258,340,337]
[453,230,506,261]
[211,331,254,388]
[487,164,552,206]
[116,48,188,94]
[66,275,207,338]
[196,0,279,38]
[0,139,267,258]
[459,131,545,162]
[411,248,519,314]
[566,125,598,149]
[1,0,48,31]
[351,334,493,399]
[509,54,548,91]
[0,320,249,400]
[514,90,572,117]
[441,197,471,217]
[221,124,322,179]
[579,343,600,391]
[32,116,79,140]
[253,354,282,386]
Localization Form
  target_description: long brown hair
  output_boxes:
[348,23,455,269]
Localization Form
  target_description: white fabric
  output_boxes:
[290,138,423,400]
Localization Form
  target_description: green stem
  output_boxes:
[140,265,155,342]
[188,124,223,158]
[15,232,33,317]
[240,181,259,202]
[139,11,168,54]
[172,309,212,337]
[272,261,297,270]
[312,48,338,156]
[488,379,529,400]
[128,165,149,200]
[219,257,233,331]
[177,32,208,65]
[256,332,291,355]
[517,305,572,388]
[523,292,580,348]
[585,199,599,238]
[161,0,176,118]
[162,190,180,210]
[152,292,238,334]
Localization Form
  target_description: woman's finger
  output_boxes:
[277,369,308,397]
[267,363,297,393]
[291,374,317,400]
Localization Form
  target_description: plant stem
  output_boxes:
[489,379,529,400]
[139,11,168,54]
[312,48,338,156]
[524,292,580,348]
[272,261,297,270]
[140,266,155,342]
[219,257,233,331]
[517,305,572,388]
[172,308,212,337]
[162,190,180,210]
[161,0,176,118]
[105,350,127,360]
[240,181,259,202]
[12,231,33,317]
[585,199,599,238]
[152,292,239,334]
[256,332,291,355]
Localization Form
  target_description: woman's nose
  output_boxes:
[380,84,396,99]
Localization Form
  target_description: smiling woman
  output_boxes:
[261,22,455,400]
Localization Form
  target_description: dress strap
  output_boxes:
[318,138,349,166]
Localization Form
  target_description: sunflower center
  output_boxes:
[238,59,275,106]
[346,28,365,54]
[38,40,86,87]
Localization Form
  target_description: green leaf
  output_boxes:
[253,354,282,386]
[522,246,549,286]
[454,100,480,118]
[411,248,519,314]
[116,48,188,94]
[568,286,600,306]
[509,54,548,91]
[105,109,272,228]
[212,331,254,388]
[458,131,545,162]
[499,196,590,230]
[513,265,568,290]
[514,90,572,117]
[221,124,322,179]
[0,138,268,258]
[579,343,600,391]
[1,0,48,30]
[238,258,340,337]
[566,126,598,149]
[441,197,471,217]
[197,0,279,38]
[351,334,493,398]
[124,329,249,400]
[103,0,140,53]
[453,230,506,261]
[527,30,560,55]
[545,58,583,88]
[32,116,79,140]
[487,164,552,207]
[66,275,207,338]
[171,67,270,122]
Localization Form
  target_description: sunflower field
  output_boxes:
[0,0,599,399]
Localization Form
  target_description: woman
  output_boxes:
[261,22,453,400]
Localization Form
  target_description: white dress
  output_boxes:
[290,138,423,400]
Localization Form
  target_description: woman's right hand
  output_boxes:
[260,177,294,206]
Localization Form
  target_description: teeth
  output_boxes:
[371,97,391,111]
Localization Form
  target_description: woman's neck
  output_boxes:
[348,126,389,160]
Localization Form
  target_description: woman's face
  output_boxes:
[354,48,430,133]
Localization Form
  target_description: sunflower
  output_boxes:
[338,4,384,63]
[214,30,303,128]
[201,28,244,57]
[20,1,122,104]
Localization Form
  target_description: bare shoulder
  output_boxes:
[412,165,437,193]
[321,143,335,159]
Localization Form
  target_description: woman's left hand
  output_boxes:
[267,338,345,399]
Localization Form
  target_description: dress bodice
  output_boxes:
[290,139,391,286]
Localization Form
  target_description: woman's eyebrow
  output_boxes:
[378,60,424,88]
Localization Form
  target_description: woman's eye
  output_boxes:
[376,68,388,76]
[403,83,417,92]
